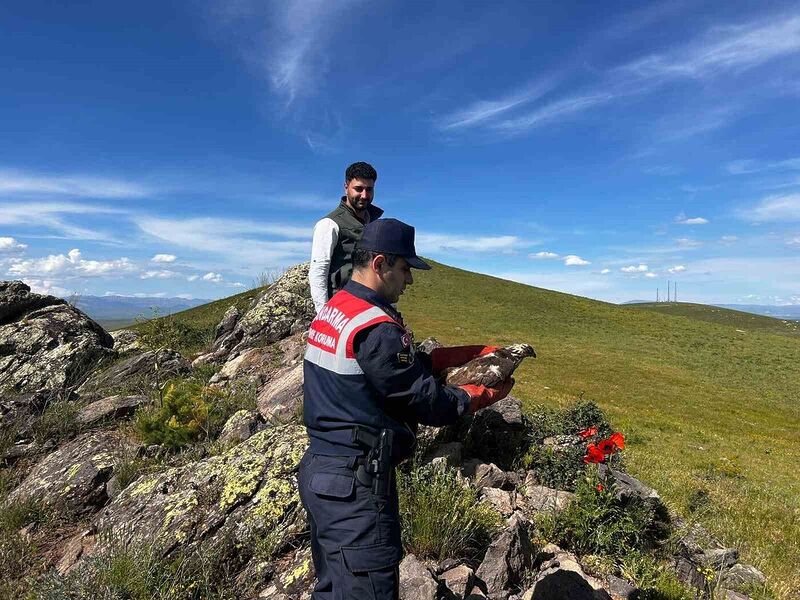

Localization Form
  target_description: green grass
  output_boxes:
[139,261,800,597]
[128,287,266,356]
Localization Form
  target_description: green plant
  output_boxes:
[618,552,694,600]
[0,499,52,599]
[136,308,207,353]
[398,464,502,560]
[32,399,83,446]
[538,468,669,560]
[526,400,612,444]
[521,444,587,491]
[135,378,256,450]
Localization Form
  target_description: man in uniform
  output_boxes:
[309,161,384,314]
[300,218,514,599]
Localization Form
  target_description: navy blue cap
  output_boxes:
[357,218,431,270]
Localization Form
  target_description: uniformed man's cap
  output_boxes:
[358,218,431,270]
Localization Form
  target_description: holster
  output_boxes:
[351,426,394,497]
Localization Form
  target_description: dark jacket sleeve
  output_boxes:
[354,322,469,427]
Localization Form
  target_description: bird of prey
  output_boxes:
[443,344,536,388]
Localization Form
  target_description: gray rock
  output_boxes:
[606,574,636,599]
[6,431,128,516]
[720,563,766,589]
[110,329,142,354]
[200,264,315,365]
[672,557,708,589]
[481,488,516,517]
[523,473,576,513]
[723,590,752,600]
[441,564,475,598]
[476,513,536,596]
[75,395,148,426]
[474,462,513,490]
[422,441,463,470]
[0,281,113,394]
[399,554,439,600]
[524,549,611,600]
[218,409,266,445]
[79,348,190,395]
[257,363,304,423]
[254,546,314,599]
[597,464,660,501]
[701,547,739,570]
[450,395,527,469]
[59,425,308,573]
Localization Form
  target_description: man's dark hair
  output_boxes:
[353,248,397,270]
[346,162,378,183]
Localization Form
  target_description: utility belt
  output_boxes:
[351,426,394,497]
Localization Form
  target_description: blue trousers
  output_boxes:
[298,450,402,600]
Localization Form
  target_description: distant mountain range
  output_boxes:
[71,295,211,323]
[624,300,800,320]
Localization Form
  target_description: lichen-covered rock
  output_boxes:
[522,473,575,513]
[198,264,314,365]
[480,487,517,517]
[523,547,611,600]
[255,545,315,599]
[0,281,113,394]
[79,348,190,395]
[75,394,148,426]
[441,564,476,598]
[719,563,766,590]
[6,431,127,516]
[475,514,536,597]
[399,554,439,600]
[257,363,304,423]
[61,424,309,573]
[110,329,143,354]
[218,409,266,445]
[446,395,526,470]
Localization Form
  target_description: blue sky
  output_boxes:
[1,0,799,305]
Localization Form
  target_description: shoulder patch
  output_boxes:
[401,332,413,348]
[396,351,415,365]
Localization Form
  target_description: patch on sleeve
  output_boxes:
[400,332,413,348]
[396,351,415,365]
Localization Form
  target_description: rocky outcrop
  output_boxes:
[75,394,148,427]
[79,348,190,395]
[257,363,304,423]
[196,264,314,365]
[0,281,113,394]
[110,329,143,354]
[59,424,309,573]
[475,514,537,597]
[399,554,439,600]
[6,431,129,516]
[218,409,266,445]
[522,545,611,600]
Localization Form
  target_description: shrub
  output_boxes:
[521,444,586,491]
[32,399,83,446]
[0,499,51,599]
[136,309,207,354]
[617,552,694,600]
[32,542,239,600]
[135,379,256,450]
[526,400,612,443]
[538,468,668,561]
[398,464,502,560]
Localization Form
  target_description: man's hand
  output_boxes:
[458,378,514,414]
[430,345,500,375]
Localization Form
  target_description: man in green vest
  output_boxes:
[309,161,384,313]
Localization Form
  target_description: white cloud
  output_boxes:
[667,265,687,273]
[437,11,800,137]
[720,235,739,244]
[530,251,559,260]
[0,236,27,252]
[417,233,521,254]
[564,255,590,266]
[726,157,800,175]
[135,216,311,272]
[0,201,125,242]
[788,236,800,246]
[232,282,246,288]
[0,170,149,198]
[22,279,71,297]
[187,275,200,282]
[151,254,177,263]
[6,249,136,278]
[202,272,224,283]
[140,270,181,279]
[600,268,611,274]
[645,272,657,278]
[676,238,703,248]
[675,212,709,225]
[739,193,800,222]
[621,264,649,273]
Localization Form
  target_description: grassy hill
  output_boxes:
[139,262,800,597]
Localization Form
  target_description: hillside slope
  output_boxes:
[141,261,800,596]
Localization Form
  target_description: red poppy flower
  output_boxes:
[583,444,605,464]
[596,484,604,492]
[609,432,625,450]
[597,438,617,455]
[578,426,598,439]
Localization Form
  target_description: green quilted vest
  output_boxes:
[326,199,384,297]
